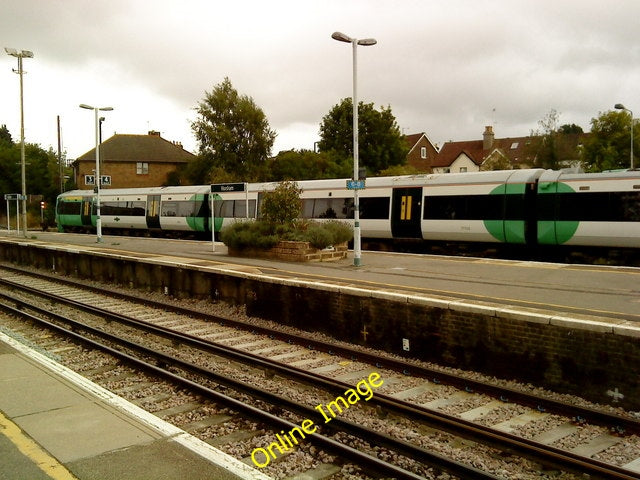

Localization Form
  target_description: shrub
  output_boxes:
[220,212,353,251]
[220,221,279,250]
[260,181,302,225]
[304,223,334,249]
[322,220,354,245]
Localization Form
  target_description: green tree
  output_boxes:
[267,149,351,181]
[582,110,636,172]
[317,98,408,176]
[0,124,13,145]
[527,110,584,170]
[190,77,276,183]
[260,181,301,225]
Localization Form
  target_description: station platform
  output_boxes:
[0,332,269,480]
[1,230,638,324]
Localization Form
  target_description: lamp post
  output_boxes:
[615,103,634,170]
[5,47,34,237]
[79,104,113,243]
[331,31,377,267]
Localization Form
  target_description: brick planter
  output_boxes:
[228,241,348,262]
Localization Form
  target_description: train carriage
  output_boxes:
[420,169,544,244]
[56,169,640,250]
[537,170,640,247]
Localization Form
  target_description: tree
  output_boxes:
[190,77,276,183]
[260,181,302,225]
[582,110,637,172]
[317,98,408,176]
[267,149,351,181]
[0,124,13,145]
[526,110,584,170]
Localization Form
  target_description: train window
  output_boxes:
[301,199,315,218]
[57,201,82,215]
[541,191,640,222]
[160,201,197,217]
[314,198,346,219]
[360,197,390,219]
[101,201,145,216]
[213,200,256,218]
[161,201,177,217]
[424,195,508,220]
[423,195,504,220]
[234,199,257,218]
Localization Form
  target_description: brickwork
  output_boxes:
[1,239,638,410]
[228,241,348,262]
[76,161,179,189]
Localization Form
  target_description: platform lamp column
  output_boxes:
[5,47,34,238]
[79,104,113,243]
[331,32,377,267]
[615,103,634,170]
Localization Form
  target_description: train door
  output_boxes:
[391,188,422,238]
[81,199,93,227]
[146,195,161,229]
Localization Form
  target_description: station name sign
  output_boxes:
[211,183,246,193]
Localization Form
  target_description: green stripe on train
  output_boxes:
[483,183,527,244]
[537,182,579,245]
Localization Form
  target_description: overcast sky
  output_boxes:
[2,0,639,162]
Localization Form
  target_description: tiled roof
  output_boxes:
[434,140,486,167]
[435,131,588,168]
[77,133,195,164]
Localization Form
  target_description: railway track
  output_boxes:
[1,265,639,479]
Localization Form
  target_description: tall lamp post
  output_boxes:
[79,104,113,243]
[5,47,34,237]
[331,31,377,267]
[615,103,634,170]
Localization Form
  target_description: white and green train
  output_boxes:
[56,169,640,248]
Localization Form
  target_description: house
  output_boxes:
[404,132,439,172]
[433,126,587,173]
[433,126,534,173]
[73,131,195,188]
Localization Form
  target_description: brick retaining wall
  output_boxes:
[1,238,638,410]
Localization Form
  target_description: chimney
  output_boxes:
[483,125,494,150]
[148,130,161,137]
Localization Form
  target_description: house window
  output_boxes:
[459,167,468,173]
[136,162,149,174]
[420,146,427,159]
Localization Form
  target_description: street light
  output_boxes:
[79,104,113,243]
[331,31,377,267]
[5,47,34,237]
[615,103,634,170]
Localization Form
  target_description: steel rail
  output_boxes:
[0,266,637,435]
[0,299,486,480]
[0,287,638,479]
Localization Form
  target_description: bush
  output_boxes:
[322,220,354,245]
[220,219,353,250]
[220,221,279,250]
[260,181,302,225]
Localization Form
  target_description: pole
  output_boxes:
[631,111,634,170]
[18,55,27,237]
[6,199,9,233]
[94,108,103,243]
[57,115,63,193]
[211,193,215,252]
[351,39,362,267]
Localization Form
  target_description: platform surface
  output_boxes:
[0,332,269,480]
[1,230,638,324]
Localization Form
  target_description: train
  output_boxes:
[55,169,640,249]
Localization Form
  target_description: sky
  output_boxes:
[1,0,639,162]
